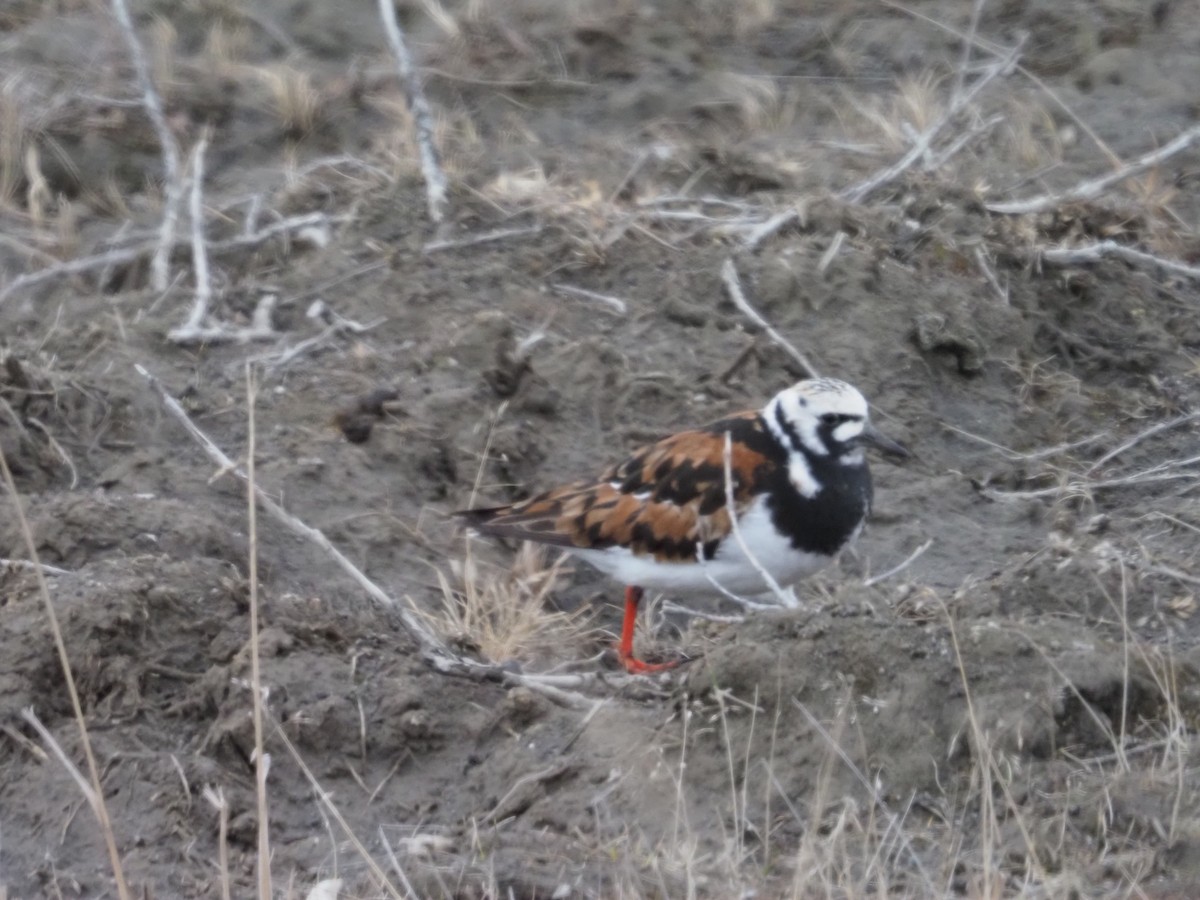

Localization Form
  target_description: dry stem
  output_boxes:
[378,0,448,223]
[244,364,272,900]
[109,0,183,291]
[721,430,798,608]
[840,36,1023,204]
[989,124,1200,215]
[170,132,213,341]
[720,259,818,378]
[134,362,613,706]
[1039,241,1200,283]
[0,448,131,900]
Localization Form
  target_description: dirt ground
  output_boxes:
[2,1,1200,897]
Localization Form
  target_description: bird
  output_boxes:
[456,378,908,674]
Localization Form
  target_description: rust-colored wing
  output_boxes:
[457,411,778,562]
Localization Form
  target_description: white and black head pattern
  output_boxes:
[764,378,872,462]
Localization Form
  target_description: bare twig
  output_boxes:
[2,443,131,899]
[863,539,933,588]
[244,365,272,900]
[816,231,847,275]
[169,294,278,346]
[109,0,183,291]
[840,37,1023,204]
[943,421,1110,461]
[170,132,213,340]
[1086,412,1200,474]
[983,470,1197,501]
[742,209,800,251]
[1039,241,1200,283]
[951,0,987,105]
[378,0,448,223]
[135,363,603,707]
[792,697,935,890]
[202,786,233,900]
[693,539,784,612]
[928,112,1004,169]
[720,259,819,378]
[423,225,542,254]
[272,720,407,900]
[551,283,629,316]
[974,245,1009,304]
[722,431,799,608]
[1,213,342,306]
[988,124,1200,215]
[0,558,72,576]
[661,601,747,624]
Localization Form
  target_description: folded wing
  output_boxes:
[457,412,774,563]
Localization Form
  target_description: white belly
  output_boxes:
[568,495,846,596]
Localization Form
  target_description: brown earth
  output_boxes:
[2,1,1200,897]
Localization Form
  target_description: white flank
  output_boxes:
[568,495,840,596]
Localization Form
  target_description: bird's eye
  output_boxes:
[821,413,843,426]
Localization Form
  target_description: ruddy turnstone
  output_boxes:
[457,378,907,673]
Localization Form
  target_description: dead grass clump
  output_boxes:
[427,542,591,666]
[256,64,324,138]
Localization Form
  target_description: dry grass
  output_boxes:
[426,541,592,666]
[257,64,324,138]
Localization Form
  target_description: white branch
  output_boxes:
[378,0,448,223]
[109,0,183,291]
[1086,412,1200,474]
[1039,240,1200,283]
[989,124,1200,215]
[720,259,819,378]
[175,133,212,337]
[423,225,542,254]
[551,283,629,316]
[1,213,341,306]
[863,539,932,588]
[722,431,798,608]
[135,363,618,708]
[841,38,1023,204]
[742,209,800,251]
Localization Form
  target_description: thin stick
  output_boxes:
[109,0,183,291]
[377,0,448,223]
[202,786,233,900]
[134,364,615,704]
[722,431,798,608]
[662,601,746,624]
[245,364,272,900]
[173,132,212,339]
[720,259,818,378]
[983,470,1197,500]
[1087,412,1200,474]
[377,828,419,900]
[816,231,847,275]
[863,538,933,588]
[423,225,542,254]
[951,0,987,105]
[791,697,934,890]
[742,209,800,251]
[693,540,783,611]
[989,124,1200,215]
[1039,241,1200,283]
[840,37,1023,204]
[551,283,629,316]
[272,721,406,900]
[0,213,342,306]
[0,557,72,576]
[973,245,1008,304]
[0,448,131,900]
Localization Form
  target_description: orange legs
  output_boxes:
[615,585,679,674]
